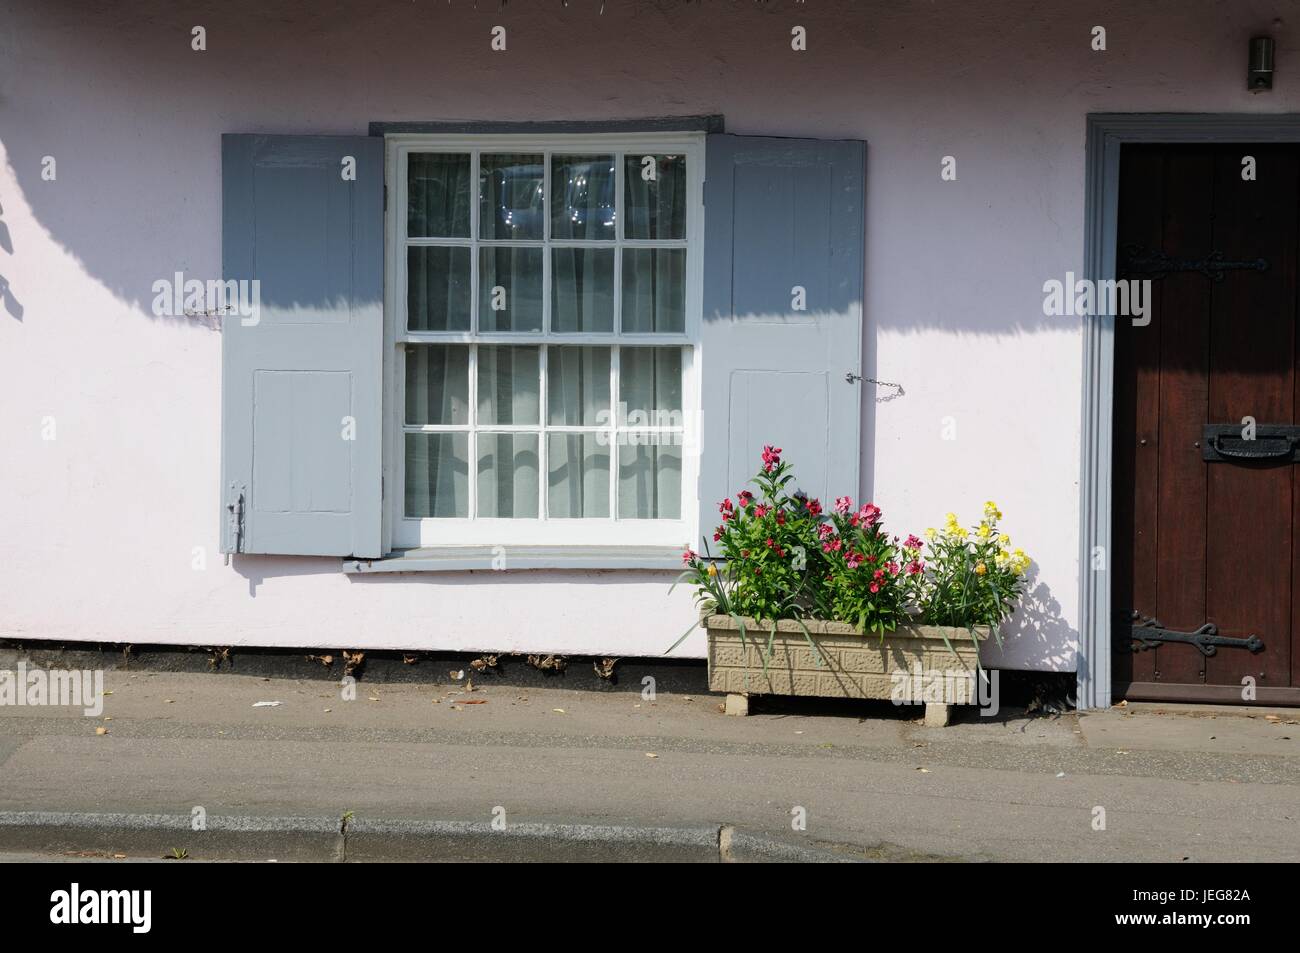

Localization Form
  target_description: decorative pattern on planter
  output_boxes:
[705,615,988,723]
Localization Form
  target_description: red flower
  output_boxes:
[754,504,769,518]
[869,583,880,593]
[907,561,923,575]
[682,549,698,565]
[858,503,882,527]
[817,524,834,540]
[761,445,783,472]
[737,490,754,506]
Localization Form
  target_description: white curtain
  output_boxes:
[547,347,612,517]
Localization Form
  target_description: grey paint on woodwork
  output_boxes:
[699,134,864,546]
[368,115,724,137]
[221,134,385,558]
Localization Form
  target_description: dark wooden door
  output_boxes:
[1113,143,1300,705]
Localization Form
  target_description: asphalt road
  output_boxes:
[0,669,1297,861]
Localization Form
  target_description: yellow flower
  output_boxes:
[997,533,1010,545]
[707,563,718,577]
[944,512,959,526]
[974,562,987,576]
[924,527,937,540]
[953,527,969,539]
[976,523,992,539]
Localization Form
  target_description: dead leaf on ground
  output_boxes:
[461,699,487,705]
[95,727,108,736]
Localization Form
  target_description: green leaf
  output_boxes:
[791,617,824,668]
[663,617,700,655]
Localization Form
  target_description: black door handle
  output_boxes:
[1202,424,1300,462]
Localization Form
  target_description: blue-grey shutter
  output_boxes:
[699,135,864,545]
[221,135,384,557]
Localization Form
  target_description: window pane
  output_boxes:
[480,153,544,241]
[479,247,543,333]
[477,433,539,518]
[405,345,469,425]
[408,153,471,238]
[477,345,540,425]
[619,347,682,425]
[618,438,681,519]
[548,434,610,518]
[551,248,614,332]
[547,346,610,426]
[407,246,471,331]
[624,154,686,239]
[621,248,685,333]
[405,433,469,518]
[551,155,615,240]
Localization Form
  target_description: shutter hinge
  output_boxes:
[383,184,388,211]
[225,485,245,561]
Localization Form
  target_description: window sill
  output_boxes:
[343,545,686,573]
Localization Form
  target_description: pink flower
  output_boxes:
[886,561,900,575]
[834,496,853,516]
[869,583,880,594]
[904,534,924,551]
[719,498,734,520]
[737,490,753,506]
[858,503,882,527]
[713,530,723,542]
[682,549,698,565]
[845,551,863,570]
[765,537,776,548]
[753,504,769,518]
[761,445,783,472]
[907,561,923,575]
[817,524,834,540]
[872,568,885,580]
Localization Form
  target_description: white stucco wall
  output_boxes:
[1,0,1296,669]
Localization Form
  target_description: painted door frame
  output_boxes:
[1078,113,1300,710]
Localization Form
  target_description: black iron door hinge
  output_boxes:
[1118,611,1264,657]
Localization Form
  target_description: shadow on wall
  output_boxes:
[984,566,1075,672]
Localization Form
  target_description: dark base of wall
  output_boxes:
[0,638,1078,709]
[0,639,710,694]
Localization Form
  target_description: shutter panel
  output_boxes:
[699,134,864,545]
[220,135,384,557]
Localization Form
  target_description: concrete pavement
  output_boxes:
[0,668,1297,861]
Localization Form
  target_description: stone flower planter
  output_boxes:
[705,614,990,726]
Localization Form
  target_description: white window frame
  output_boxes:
[382,132,704,551]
